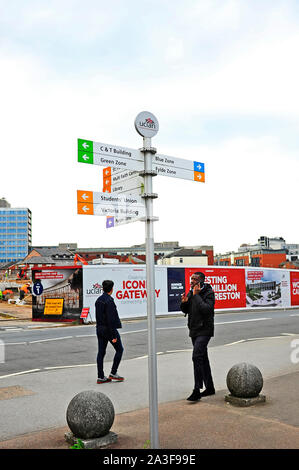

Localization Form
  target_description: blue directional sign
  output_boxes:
[194,161,205,173]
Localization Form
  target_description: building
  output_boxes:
[0,198,32,264]
[213,235,299,268]
[157,248,209,266]
[256,236,299,262]
[74,241,182,264]
[215,248,287,268]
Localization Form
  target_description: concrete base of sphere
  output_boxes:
[65,431,118,449]
[225,394,266,407]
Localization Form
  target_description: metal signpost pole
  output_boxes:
[135,111,159,449]
[142,136,159,449]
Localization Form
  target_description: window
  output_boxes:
[251,257,260,267]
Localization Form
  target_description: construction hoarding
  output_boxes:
[32,265,299,322]
[32,266,83,321]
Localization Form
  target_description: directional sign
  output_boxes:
[78,149,144,172]
[103,168,142,185]
[106,215,143,228]
[78,139,143,161]
[103,176,144,195]
[77,190,144,207]
[153,164,205,182]
[102,166,131,178]
[78,202,145,218]
[153,154,204,172]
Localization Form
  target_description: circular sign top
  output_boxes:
[134,111,159,138]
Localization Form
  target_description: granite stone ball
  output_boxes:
[226,363,263,398]
[66,390,115,439]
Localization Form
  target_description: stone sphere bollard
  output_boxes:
[226,362,263,398]
[66,390,115,439]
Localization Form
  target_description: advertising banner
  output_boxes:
[83,265,168,320]
[245,268,290,308]
[32,267,83,321]
[184,267,247,310]
[167,268,185,312]
[290,271,299,306]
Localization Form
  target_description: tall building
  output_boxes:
[0,198,32,263]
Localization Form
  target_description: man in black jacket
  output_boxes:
[181,271,215,401]
[95,280,124,384]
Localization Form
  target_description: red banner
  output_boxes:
[185,267,246,309]
[290,271,299,306]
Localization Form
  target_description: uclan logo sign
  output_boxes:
[138,117,156,130]
[86,282,103,295]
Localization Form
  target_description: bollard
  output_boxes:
[225,362,266,407]
[65,390,118,448]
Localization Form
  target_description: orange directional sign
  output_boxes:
[103,176,112,190]
[77,190,94,204]
[103,167,112,178]
[194,172,205,182]
[77,202,94,215]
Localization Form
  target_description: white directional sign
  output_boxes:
[77,190,144,206]
[153,164,205,182]
[78,203,145,218]
[79,149,144,172]
[154,154,204,172]
[103,176,144,195]
[106,215,143,228]
[104,168,142,185]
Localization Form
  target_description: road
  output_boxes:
[1,308,299,377]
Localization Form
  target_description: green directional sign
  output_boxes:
[78,150,94,165]
[78,138,93,152]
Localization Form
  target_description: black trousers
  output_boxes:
[96,329,124,379]
[191,335,214,391]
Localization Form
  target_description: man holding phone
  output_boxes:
[181,271,215,402]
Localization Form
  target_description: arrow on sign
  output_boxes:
[106,217,114,228]
[82,154,90,161]
[82,142,90,149]
[194,172,205,182]
[82,205,90,212]
[81,193,89,200]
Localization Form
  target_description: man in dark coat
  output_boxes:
[95,280,124,384]
[181,271,215,401]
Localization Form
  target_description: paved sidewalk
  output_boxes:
[1,371,299,449]
[0,335,299,449]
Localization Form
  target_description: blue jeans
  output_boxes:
[96,329,124,378]
[191,335,214,391]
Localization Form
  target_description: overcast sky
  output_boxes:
[1,0,298,255]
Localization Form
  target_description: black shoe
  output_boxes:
[186,389,201,401]
[201,388,215,397]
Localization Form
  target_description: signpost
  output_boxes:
[76,111,206,449]
[134,111,160,450]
